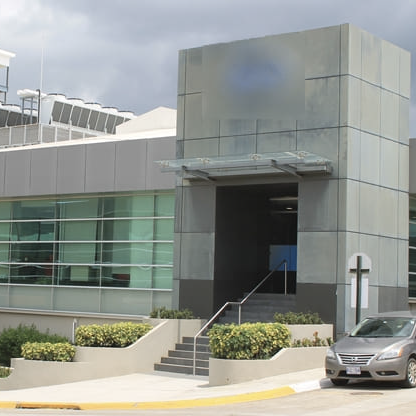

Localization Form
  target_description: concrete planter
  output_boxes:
[286,324,333,342]
[209,346,328,386]
[0,319,204,391]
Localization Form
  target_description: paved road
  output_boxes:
[0,381,415,416]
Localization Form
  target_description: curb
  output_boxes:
[0,378,330,411]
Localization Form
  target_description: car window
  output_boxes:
[350,317,415,338]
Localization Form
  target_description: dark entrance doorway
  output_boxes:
[213,183,298,309]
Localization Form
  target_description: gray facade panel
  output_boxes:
[30,148,58,195]
[378,286,409,312]
[85,142,116,193]
[56,145,86,194]
[114,140,147,191]
[146,137,176,190]
[181,185,216,233]
[178,279,214,319]
[4,150,31,196]
[179,232,214,280]
[298,179,338,231]
[296,283,337,327]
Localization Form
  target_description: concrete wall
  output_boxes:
[209,347,328,386]
[0,319,203,390]
[174,24,410,335]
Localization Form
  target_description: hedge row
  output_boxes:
[21,342,76,362]
[208,322,291,360]
[75,322,153,347]
[149,307,195,319]
[274,311,324,324]
[0,324,69,366]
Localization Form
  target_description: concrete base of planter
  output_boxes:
[209,347,328,386]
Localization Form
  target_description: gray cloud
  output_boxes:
[1,0,416,133]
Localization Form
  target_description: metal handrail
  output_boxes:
[192,259,288,375]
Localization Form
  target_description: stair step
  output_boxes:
[168,350,211,360]
[154,363,209,376]
[175,343,210,352]
[161,357,209,368]
[182,336,210,345]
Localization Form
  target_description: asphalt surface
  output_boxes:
[0,368,330,410]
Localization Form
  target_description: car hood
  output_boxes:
[333,336,405,354]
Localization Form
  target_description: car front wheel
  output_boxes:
[402,357,416,388]
[330,378,349,386]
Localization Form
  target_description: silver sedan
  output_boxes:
[325,311,416,387]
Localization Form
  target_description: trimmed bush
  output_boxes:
[274,311,324,325]
[291,331,333,347]
[21,342,75,362]
[75,322,152,347]
[0,324,69,366]
[0,366,11,378]
[208,322,291,360]
[149,307,195,319]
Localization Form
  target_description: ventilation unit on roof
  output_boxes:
[0,49,16,105]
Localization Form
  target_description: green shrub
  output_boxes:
[274,311,324,325]
[291,331,333,347]
[149,307,195,319]
[208,322,291,360]
[0,366,11,378]
[0,324,69,366]
[21,342,75,362]
[75,322,152,347]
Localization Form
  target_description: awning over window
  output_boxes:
[157,151,332,180]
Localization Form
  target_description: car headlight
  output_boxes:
[326,348,336,360]
[377,346,403,361]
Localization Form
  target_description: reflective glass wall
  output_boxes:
[0,192,174,315]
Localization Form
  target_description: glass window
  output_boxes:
[410,222,416,247]
[58,243,100,264]
[59,220,100,241]
[153,267,173,289]
[153,243,173,265]
[0,202,11,220]
[103,195,154,217]
[410,274,416,298]
[155,194,175,217]
[409,248,416,274]
[154,218,174,240]
[102,242,153,265]
[103,219,154,241]
[58,198,101,219]
[10,242,53,263]
[410,197,416,221]
[13,200,55,220]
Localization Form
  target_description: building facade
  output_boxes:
[0,23,413,337]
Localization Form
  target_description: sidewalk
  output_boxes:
[0,368,331,410]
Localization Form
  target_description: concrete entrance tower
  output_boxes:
[172,24,410,336]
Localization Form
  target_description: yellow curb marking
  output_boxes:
[0,386,296,411]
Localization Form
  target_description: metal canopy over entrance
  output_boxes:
[157,151,332,180]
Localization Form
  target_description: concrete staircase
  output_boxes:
[218,293,296,324]
[154,335,210,376]
[154,293,296,376]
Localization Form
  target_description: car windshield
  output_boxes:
[350,317,416,338]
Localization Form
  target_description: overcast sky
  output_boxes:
[0,0,415,134]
